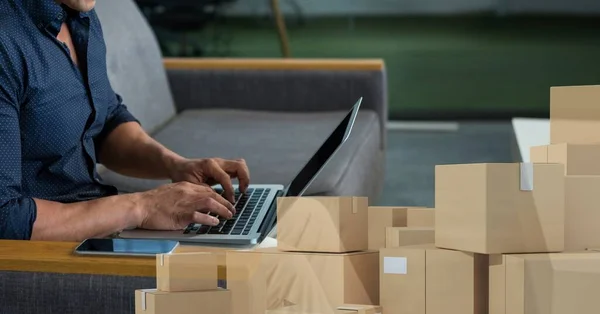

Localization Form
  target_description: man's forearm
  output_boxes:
[98,122,184,179]
[31,193,144,242]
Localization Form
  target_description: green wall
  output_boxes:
[158,16,600,119]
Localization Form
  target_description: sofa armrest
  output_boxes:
[164,58,388,147]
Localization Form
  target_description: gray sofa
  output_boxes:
[0,1,387,314]
[96,0,388,201]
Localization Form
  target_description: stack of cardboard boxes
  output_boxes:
[226,196,381,314]
[378,84,600,314]
[132,85,600,314]
[135,252,231,314]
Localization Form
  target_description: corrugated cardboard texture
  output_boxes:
[135,289,231,314]
[226,249,379,314]
[156,252,218,292]
[277,197,368,253]
[501,253,600,314]
[435,163,565,254]
[406,208,435,227]
[380,246,487,314]
[565,176,600,251]
[550,85,600,144]
[530,143,600,175]
[385,227,434,248]
[368,206,407,250]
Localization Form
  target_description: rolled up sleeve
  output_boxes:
[94,93,139,152]
[0,41,37,240]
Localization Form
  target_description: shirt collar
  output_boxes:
[22,0,89,36]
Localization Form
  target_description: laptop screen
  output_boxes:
[284,98,362,197]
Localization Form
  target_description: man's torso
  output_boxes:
[0,0,123,202]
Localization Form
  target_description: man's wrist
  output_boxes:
[160,151,186,180]
[123,192,147,229]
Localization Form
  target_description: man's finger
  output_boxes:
[208,190,235,217]
[188,184,235,216]
[207,159,236,203]
[198,197,233,220]
[222,159,251,193]
[191,211,220,226]
[236,159,251,193]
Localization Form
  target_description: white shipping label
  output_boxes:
[383,257,407,274]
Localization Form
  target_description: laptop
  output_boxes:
[119,98,362,245]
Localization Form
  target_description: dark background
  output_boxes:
[135,0,600,120]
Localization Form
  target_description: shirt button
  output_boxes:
[57,12,64,20]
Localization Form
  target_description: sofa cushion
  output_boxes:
[99,109,382,197]
[95,0,177,133]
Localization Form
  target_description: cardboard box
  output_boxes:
[368,206,407,250]
[564,176,600,251]
[406,208,435,227]
[385,227,434,248]
[435,163,565,254]
[156,252,218,292]
[266,306,319,314]
[135,288,230,314]
[336,304,383,314]
[173,246,228,283]
[529,143,600,175]
[380,245,488,314]
[489,252,600,314]
[277,196,368,253]
[550,85,600,144]
[226,248,379,314]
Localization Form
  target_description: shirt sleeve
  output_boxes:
[94,93,140,155]
[0,40,37,240]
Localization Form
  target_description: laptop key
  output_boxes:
[183,223,194,234]
[197,225,211,234]
[208,228,225,235]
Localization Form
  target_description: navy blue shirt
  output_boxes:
[0,0,139,239]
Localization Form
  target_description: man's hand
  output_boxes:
[136,182,236,230]
[168,157,251,203]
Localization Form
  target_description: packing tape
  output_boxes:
[141,291,147,311]
[160,254,164,266]
[520,162,534,191]
[352,198,358,214]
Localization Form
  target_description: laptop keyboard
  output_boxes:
[183,188,270,236]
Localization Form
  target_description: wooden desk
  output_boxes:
[0,240,230,279]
